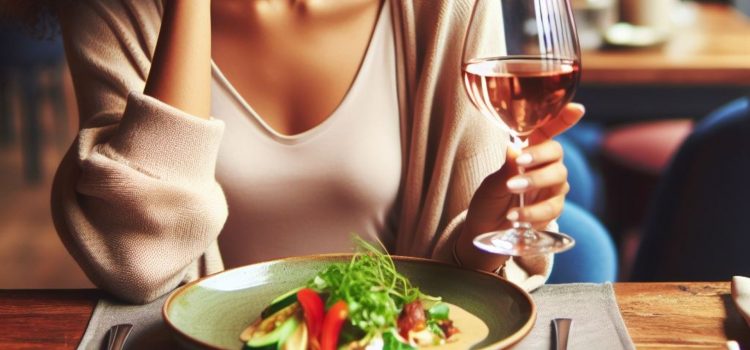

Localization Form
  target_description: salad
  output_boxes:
[239,239,461,350]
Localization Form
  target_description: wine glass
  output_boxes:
[462,0,581,256]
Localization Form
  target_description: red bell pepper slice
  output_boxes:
[297,288,324,349]
[320,300,348,350]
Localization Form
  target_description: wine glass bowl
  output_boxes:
[463,57,580,139]
[462,0,581,256]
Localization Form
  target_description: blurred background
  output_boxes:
[0,0,748,289]
[0,5,88,288]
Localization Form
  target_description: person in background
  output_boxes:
[11,0,583,303]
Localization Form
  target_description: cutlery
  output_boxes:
[106,323,133,350]
[552,318,572,350]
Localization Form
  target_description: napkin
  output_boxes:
[731,276,750,327]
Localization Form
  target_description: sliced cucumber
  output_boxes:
[261,287,303,319]
[245,316,300,350]
[280,319,307,350]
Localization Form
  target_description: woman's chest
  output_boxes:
[210,0,402,217]
[210,1,382,136]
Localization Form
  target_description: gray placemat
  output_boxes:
[77,293,178,350]
[515,283,635,350]
[78,283,634,350]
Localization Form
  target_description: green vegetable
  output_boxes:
[382,330,416,350]
[307,237,439,338]
[427,322,445,338]
[425,303,450,339]
[245,316,300,350]
[260,287,302,319]
[427,303,450,321]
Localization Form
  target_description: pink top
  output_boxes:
[210,4,402,267]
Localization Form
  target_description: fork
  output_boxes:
[106,323,133,350]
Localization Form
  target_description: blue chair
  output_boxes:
[561,121,605,159]
[555,121,607,216]
[631,97,750,281]
[547,139,617,283]
[549,200,618,283]
[557,135,603,214]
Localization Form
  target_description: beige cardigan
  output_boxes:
[52,0,552,304]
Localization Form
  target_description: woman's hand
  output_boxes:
[455,103,586,271]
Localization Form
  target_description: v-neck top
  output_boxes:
[210,2,402,267]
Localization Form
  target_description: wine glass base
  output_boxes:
[473,229,575,256]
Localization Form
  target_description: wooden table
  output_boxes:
[576,3,750,122]
[1,282,748,349]
[581,3,750,86]
[615,283,750,349]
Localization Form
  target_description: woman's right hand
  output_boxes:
[144,0,212,119]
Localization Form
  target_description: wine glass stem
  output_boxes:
[512,165,533,232]
[511,137,533,232]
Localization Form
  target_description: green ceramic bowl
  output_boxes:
[163,255,535,350]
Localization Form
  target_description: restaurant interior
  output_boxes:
[1,0,749,349]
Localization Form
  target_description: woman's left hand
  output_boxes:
[456,103,586,271]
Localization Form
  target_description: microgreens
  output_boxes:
[308,237,439,336]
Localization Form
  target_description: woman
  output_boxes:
[51,0,583,303]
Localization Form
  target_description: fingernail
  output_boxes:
[571,102,586,114]
[507,177,529,191]
[506,210,519,221]
[516,153,533,165]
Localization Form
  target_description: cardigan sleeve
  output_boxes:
[51,0,228,304]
